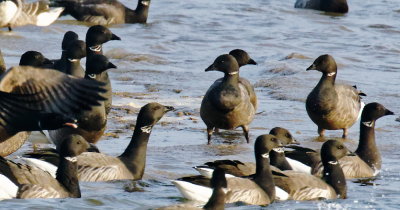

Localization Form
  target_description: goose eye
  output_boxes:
[77,141,81,145]
[338,145,343,149]
[286,133,291,138]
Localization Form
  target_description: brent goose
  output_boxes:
[200,54,257,144]
[0,65,106,156]
[60,39,86,77]
[48,54,116,148]
[86,25,120,115]
[19,51,53,68]
[295,0,348,13]
[306,54,365,138]
[0,135,89,199]
[52,0,151,25]
[173,134,283,205]
[0,0,64,31]
[25,103,174,182]
[53,31,79,73]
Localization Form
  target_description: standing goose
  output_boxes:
[48,54,116,148]
[86,25,120,115]
[306,54,365,138]
[294,0,348,13]
[53,31,79,73]
[0,0,64,31]
[310,103,394,178]
[0,135,89,199]
[200,54,256,144]
[52,0,151,25]
[26,103,174,182]
[0,65,106,156]
[173,134,282,205]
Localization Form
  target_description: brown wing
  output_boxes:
[312,156,375,179]
[225,177,271,205]
[17,184,68,198]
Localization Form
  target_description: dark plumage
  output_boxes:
[61,39,87,77]
[0,66,106,156]
[306,54,365,138]
[48,54,116,147]
[19,51,53,68]
[200,54,257,144]
[52,0,151,25]
[295,0,348,13]
[0,135,89,199]
[53,31,79,73]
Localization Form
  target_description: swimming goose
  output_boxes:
[173,134,282,205]
[0,65,106,156]
[200,54,257,144]
[306,54,365,138]
[52,0,151,25]
[294,0,348,13]
[86,25,120,115]
[0,0,64,31]
[310,103,394,178]
[52,31,79,73]
[19,51,53,68]
[59,39,86,77]
[48,54,115,148]
[0,135,89,199]
[29,103,174,182]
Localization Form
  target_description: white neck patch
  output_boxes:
[362,121,374,127]
[88,74,96,79]
[89,45,102,52]
[327,72,336,77]
[261,153,269,159]
[65,157,78,162]
[141,1,149,6]
[328,160,338,165]
[272,148,284,153]
[68,58,79,62]
[141,125,152,133]
[228,71,239,75]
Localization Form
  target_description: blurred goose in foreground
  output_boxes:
[85,25,120,115]
[308,103,394,178]
[195,140,352,201]
[23,103,174,182]
[48,54,115,148]
[173,134,283,205]
[0,65,106,156]
[200,54,257,144]
[158,168,227,210]
[0,0,64,31]
[306,54,365,138]
[294,0,348,13]
[0,135,89,199]
[52,0,151,25]
[0,50,5,73]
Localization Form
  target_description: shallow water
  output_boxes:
[1,0,400,209]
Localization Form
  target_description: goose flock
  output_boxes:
[0,0,398,209]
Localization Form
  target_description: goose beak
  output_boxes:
[347,150,356,156]
[164,106,175,112]
[108,62,117,69]
[291,138,300,145]
[306,63,317,71]
[64,122,78,129]
[385,109,394,116]
[248,58,257,65]
[111,33,121,41]
[205,64,216,72]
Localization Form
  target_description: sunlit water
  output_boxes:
[1,0,399,209]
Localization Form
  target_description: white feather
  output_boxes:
[286,157,312,174]
[36,7,64,26]
[0,0,18,26]
[20,158,57,178]
[357,101,365,121]
[0,174,18,200]
[172,180,212,203]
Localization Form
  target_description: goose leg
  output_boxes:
[318,127,325,137]
[342,128,348,139]
[207,127,214,144]
[241,125,250,143]
[7,24,12,32]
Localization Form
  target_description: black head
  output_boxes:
[205,54,240,75]
[85,25,121,47]
[39,113,78,130]
[361,102,394,123]
[66,40,86,60]
[254,134,283,157]
[306,54,337,75]
[229,49,257,67]
[86,54,117,75]
[321,140,352,162]
[19,51,52,67]
[210,167,227,189]
[269,127,298,145]
[59,134,90,157]
[136,102,174,127]
[61,31,79,51]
